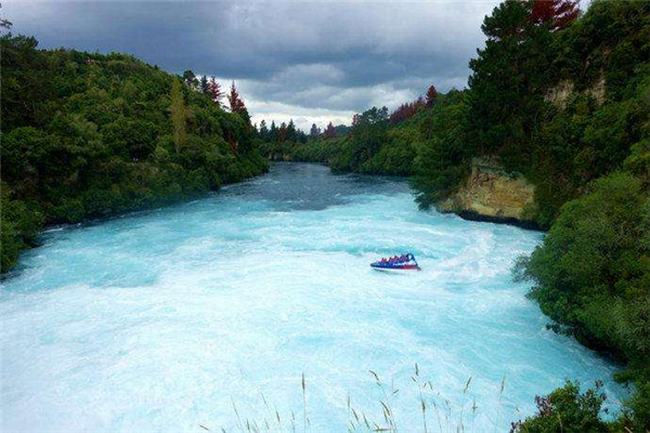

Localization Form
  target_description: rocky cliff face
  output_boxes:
[437,157,538,228]
[544,75,606,108]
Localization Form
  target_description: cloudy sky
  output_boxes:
[5,1,501,130]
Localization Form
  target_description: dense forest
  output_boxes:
[1,33,268,273]
[262,0,650,430]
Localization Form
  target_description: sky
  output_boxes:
[5,0,502,131]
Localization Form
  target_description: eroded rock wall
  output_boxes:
[437,157,538,228]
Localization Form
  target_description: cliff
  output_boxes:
[544,75,606,109]
[437,157,538,229]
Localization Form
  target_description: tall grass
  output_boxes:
[199,366,510,433]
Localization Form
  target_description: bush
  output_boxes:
[0,184,44,272]
[510,381,609,433]
[518,171,650,431]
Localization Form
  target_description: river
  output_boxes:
[0,163,625,432]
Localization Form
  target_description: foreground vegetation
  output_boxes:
[203,370,618,433]
[261,0,650,429]
[1,34,267,272]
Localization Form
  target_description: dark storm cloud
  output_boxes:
[5,1,500,126]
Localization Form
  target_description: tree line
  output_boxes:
[1,30,268,273]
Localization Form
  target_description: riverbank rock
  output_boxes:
[437,157,538,229]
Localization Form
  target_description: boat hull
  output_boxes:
[370,264,420,272]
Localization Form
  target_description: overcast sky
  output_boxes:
[5,1,501,130]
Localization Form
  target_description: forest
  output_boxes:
[1,33,268,273]
[261,0,650,430]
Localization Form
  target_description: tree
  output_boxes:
[515,171,650,430]
[277,121,288,142]
[207,77,223,106]
[413,91,470,208]
[182,70,198,89]
[258,119,269,140]
[520,172,649,357]
[511,381,609,433]
[389,97,425,124]
[1,183,43,272]
[349,106,389,168]
[426,85,438,106]
[296,129,308,144]
[481,0,530,41]
[228,81,246,113]
[200,75,209,94]
[323,122,336,139]
[170,79,187,154]
[309,123,321,139]
[467,0,553,160]
[102,117,158,160]
[269,120,278,142]
[287,119,297,142]
[530,0,579,31]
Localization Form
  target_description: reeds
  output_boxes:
[200,368,513,433]
[494,376,506,433]
[302,373,309,433]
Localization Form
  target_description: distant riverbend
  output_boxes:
[0,163,625,433]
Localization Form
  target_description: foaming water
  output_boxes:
[1,163,625,432]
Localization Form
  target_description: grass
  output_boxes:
[198,365,513,433]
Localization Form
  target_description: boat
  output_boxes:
[371,253,421,272]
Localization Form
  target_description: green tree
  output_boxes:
[516,171,650,430]
[511,381,609,433]
[413,91,470,207]
[182,69,198,88]
[170,79,187,154]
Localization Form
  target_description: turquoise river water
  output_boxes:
[1,163,626,433]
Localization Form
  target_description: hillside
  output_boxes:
[1,34,268,273]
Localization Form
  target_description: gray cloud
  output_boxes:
[6,0,500,129]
